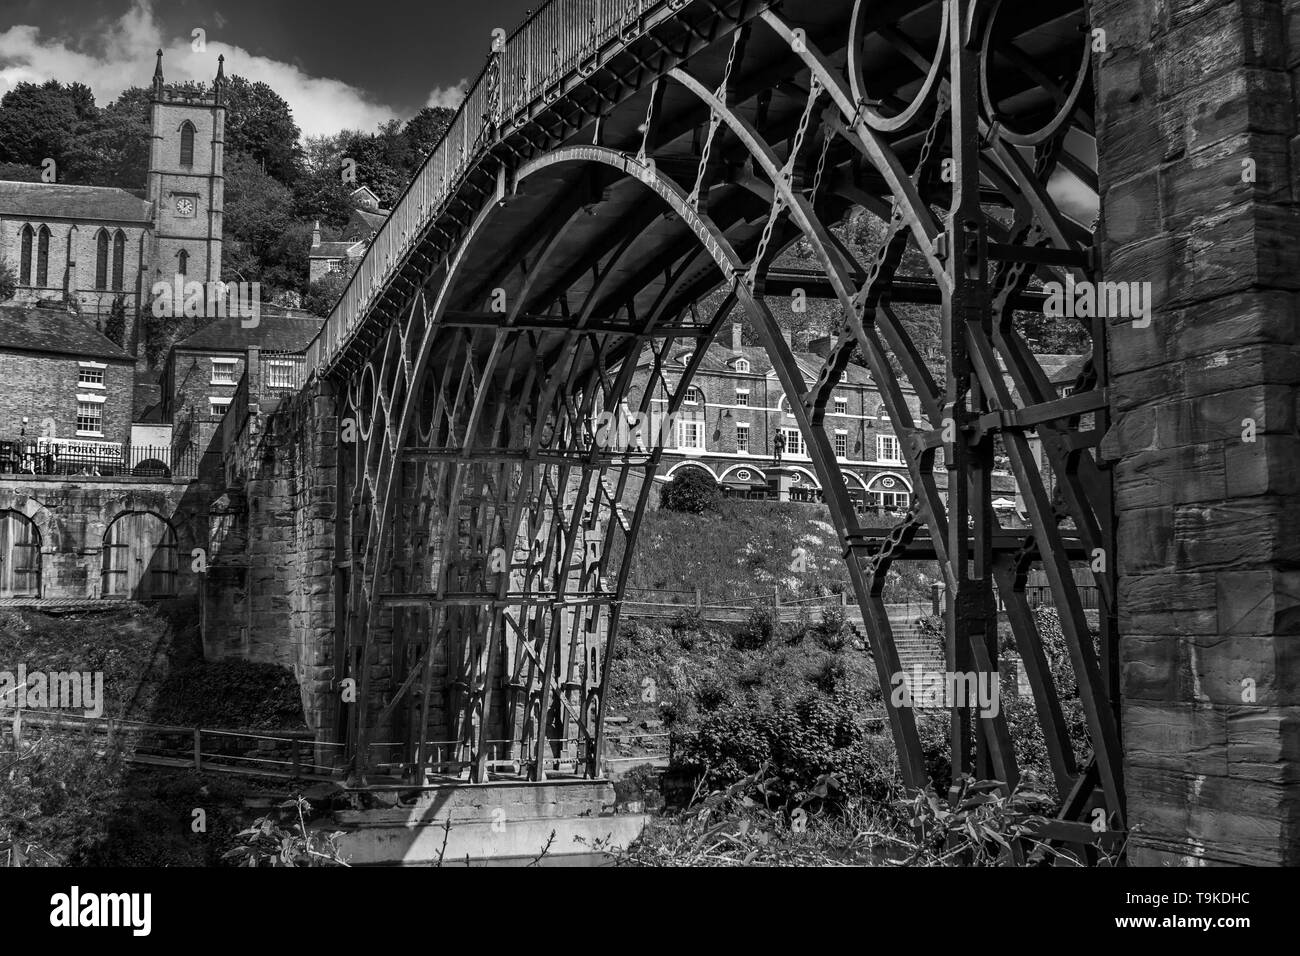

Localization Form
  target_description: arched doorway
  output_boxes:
[867,473,911,514]
[101,512,178,599]
[0,510,41,598]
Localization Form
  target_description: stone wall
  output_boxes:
[1096,0,1300,864]
[0,474,212,599]
[204,378,338,737]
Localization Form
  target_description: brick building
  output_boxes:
[0,305,135,465]
[161,309,323,461]
[627,322,934,512]
[308,187,389,283]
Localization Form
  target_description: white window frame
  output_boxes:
[877,434,903,464]
[78,360,107,389]
[781,427,805,457]
[76,395,105,436]
[734,358,750,373]
[735,423,750,453]
[265,360,296,389]
[677,419,706,451]
[684,386,702,405]
[735,388,750,407]
[833,396,848,415]
[834,429,848,458]
[209,397,232,417]
[211,358,238,385]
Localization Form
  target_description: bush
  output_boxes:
[814,603,848,651]
[0,261,15,301]
[735,603,777,650]
[674,689,894,800]
[659,469,721,514]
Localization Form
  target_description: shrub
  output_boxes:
[674,689,893,799]
[814,603,848,651]
[735,603,777,650]
[0,261,15,301]
[659,469,721,514]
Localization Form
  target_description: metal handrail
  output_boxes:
[304,0,675,378]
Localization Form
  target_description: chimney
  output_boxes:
[311,221,321,249]
[732,322,743,353]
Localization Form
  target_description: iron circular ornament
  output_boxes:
[848,0,950,134]
[978,0,1093,147]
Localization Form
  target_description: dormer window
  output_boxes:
[734,358,750,373]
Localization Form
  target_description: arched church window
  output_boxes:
[95,230,109,290]
[112,230,126,291]
[35,226,50,287]
[20,225,33,286]
[177,250,189,277]
[180,121,195,167]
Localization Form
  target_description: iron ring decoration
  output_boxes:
[847,0,950,134]
[977,0,1092,147]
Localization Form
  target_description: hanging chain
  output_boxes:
[637,80,659,163]
[688,29,745,209]
[746,77,825,289]
[809,127,834,207]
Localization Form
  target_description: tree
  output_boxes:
[403,106,455,164]
[222,76,304,186]
[660,469,722,514]
[339,121,412,208]
[102,295,128,348]
[0,162,41,182]
[303,257,360,317]
[222,152,298,295]
[295,132,356,229]
[0,260,16,301]
[0,81,86,170]
[64,87,151,188]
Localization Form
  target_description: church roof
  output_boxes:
[0,180,152,223]
[0,305,133,359]
[173,311,324,354]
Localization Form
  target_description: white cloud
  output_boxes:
[0,0,410,138]
[425,81,467,110]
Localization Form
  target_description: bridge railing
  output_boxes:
[305,0,674,378]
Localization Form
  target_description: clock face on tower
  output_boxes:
[174,196,196,217]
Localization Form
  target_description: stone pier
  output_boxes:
[1096,0,1300,864]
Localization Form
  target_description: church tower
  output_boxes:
[147,51,225,286]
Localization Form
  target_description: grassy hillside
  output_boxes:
[613,499,938,605]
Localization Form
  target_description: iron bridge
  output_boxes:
[303,0,1116,853]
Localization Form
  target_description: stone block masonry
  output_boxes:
[1095,0,1300,864]
[0,474,215,599]
[204,376,340,742]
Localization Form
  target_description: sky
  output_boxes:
[0,0,538,138]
